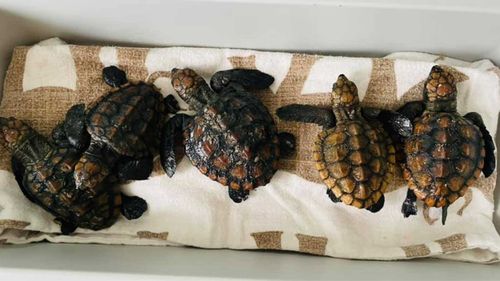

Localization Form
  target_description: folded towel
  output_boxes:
[0,38,499,263]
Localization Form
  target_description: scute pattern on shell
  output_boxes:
[404,112,484,207]
[86,82,165,158]
[19,146,121,230]
[314,120,395,209]
[184,88,280,191]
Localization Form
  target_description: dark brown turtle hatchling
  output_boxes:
[399,65,496,224]
[69,66,179,200]
[0,111,147,234]
[277,74,411,212]
[162,68,295,203]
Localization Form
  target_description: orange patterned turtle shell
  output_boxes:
[314,121,396,209]
[404,113,484,207]
[313,75,396,209]
[184,89,280,193]
[403,66,485,208]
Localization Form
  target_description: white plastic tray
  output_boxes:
[0,0,499,280]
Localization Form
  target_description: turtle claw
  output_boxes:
[121,194,148,220]
[228,188,249,203]
[367,195,385,213]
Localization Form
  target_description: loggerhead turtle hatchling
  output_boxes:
[162,68,296,203]
[399,65,495,224]
[66,66,179,201]
[277,74,412,212]
[0,111,147,234]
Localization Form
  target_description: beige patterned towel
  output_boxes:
[0,38,499,263]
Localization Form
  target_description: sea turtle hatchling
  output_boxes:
[64,66,179,201]
[162,68,296,203]
[277,74,412,212]
[0,113,147,234]
[398,65,496,224]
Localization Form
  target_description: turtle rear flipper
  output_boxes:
[367,194,385,213]
[161,114,192,177]
[116,156,153,182]
[210,69,274,93]
[121,194,148,220]
[278,132,296,157]
[326,189,341,203]
[441,206,449,225]
[54,218,78,235]
[103,66,128,88]
[464,112,496,177]
[401,189,418,218]
[276,104,336,128]
[228,187,249,203]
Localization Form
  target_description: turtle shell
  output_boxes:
[184,88,280,191]
[313,119,395,209]
[16,146,121,231]
[85,82,165,157]
[404,112,484,207]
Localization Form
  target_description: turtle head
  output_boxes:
[423,65,457,112]
[171,68,211,111]
[0,117,34,151]
[331,75,361,120]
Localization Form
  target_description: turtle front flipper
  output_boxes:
[103,66,128,88]
[210,69,274,93]
[51,122,71,148]
[397,101,425,121]
[121,193,148,220]
[63,104,91,151]
[276,104,336,128]
[115,156,154,181]
[401,188,418,217]
[464,112,496,177]
[164,95,180,114]
[161,113,193,177]
[362,108,413,139]
[278,132,296,157]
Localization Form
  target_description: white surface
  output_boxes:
[0,243,500,281]
[0,0,499,279]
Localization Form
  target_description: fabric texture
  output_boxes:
[0,38,499,263]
